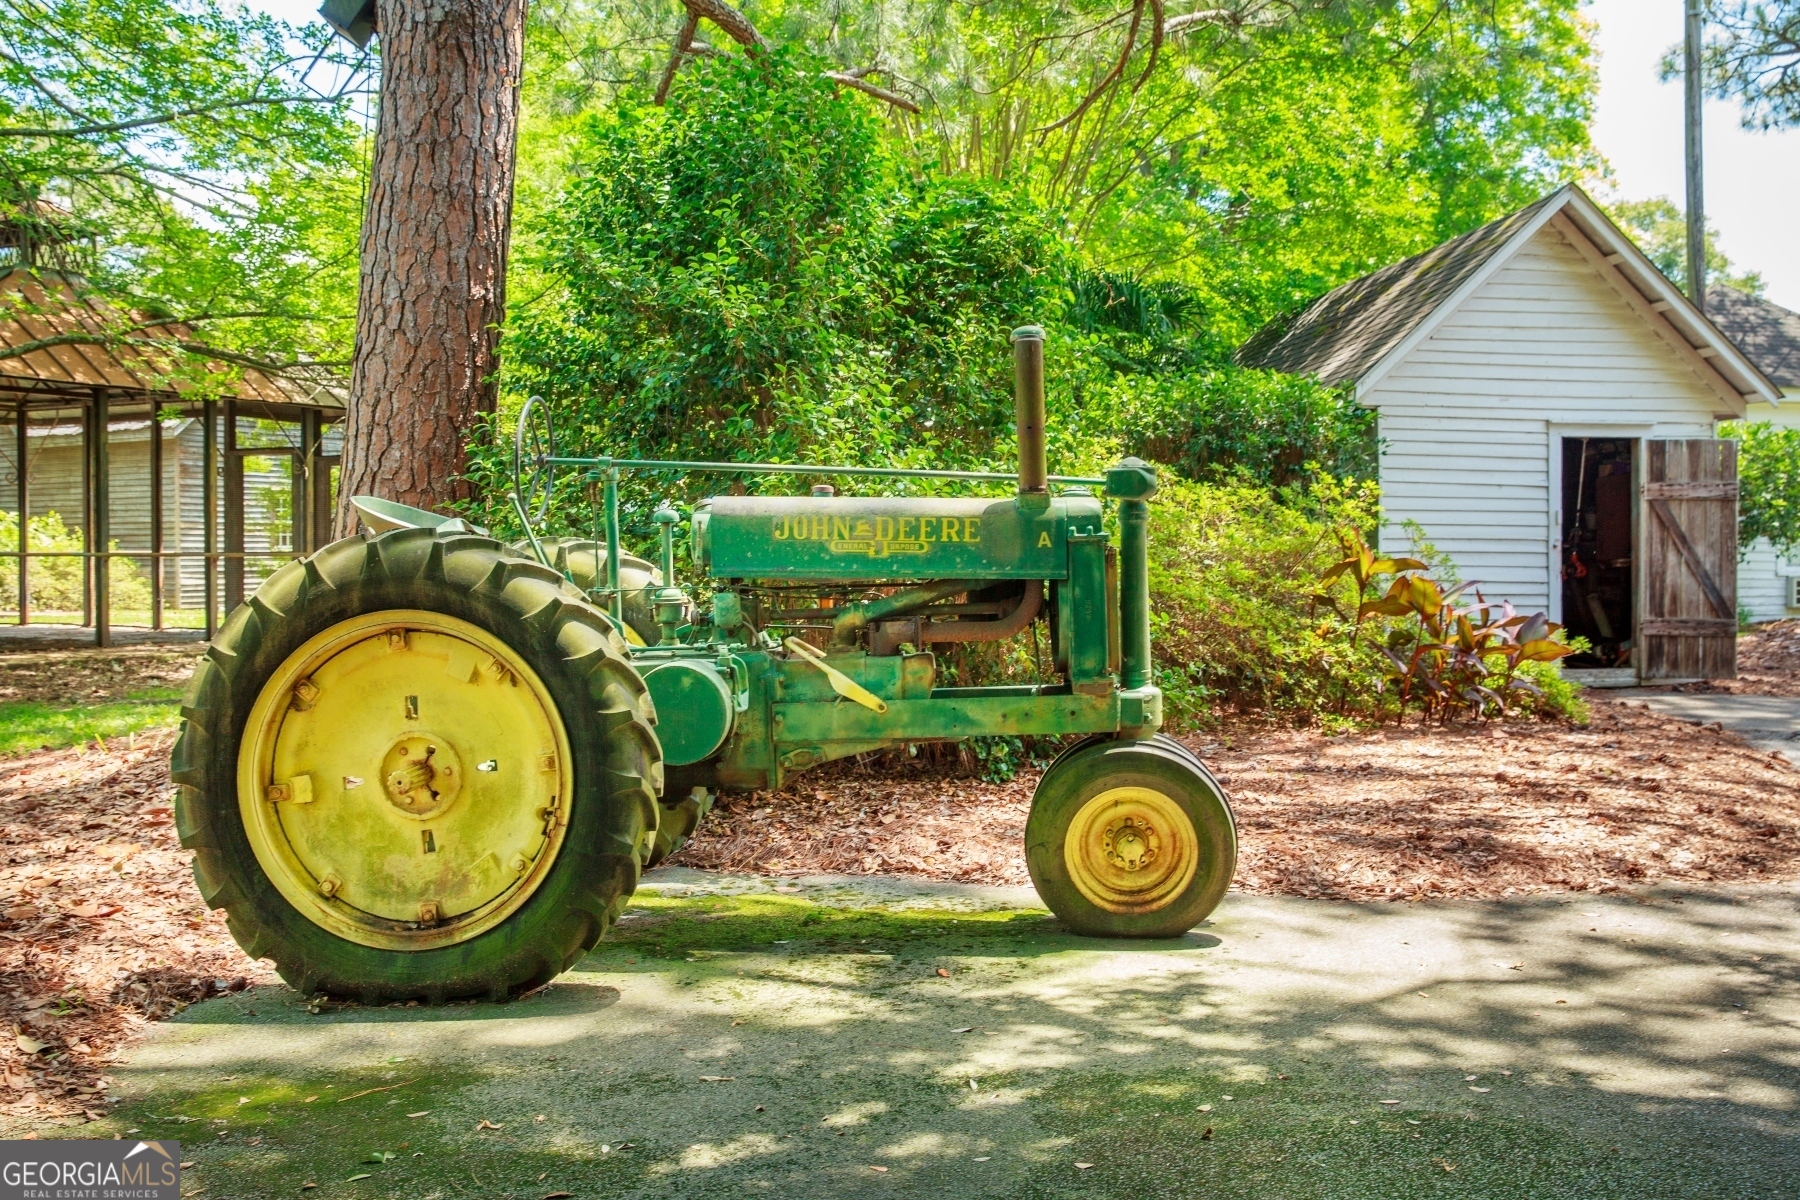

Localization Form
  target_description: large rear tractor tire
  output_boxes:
[1026,738,1235,937]
[171,528,663,1003]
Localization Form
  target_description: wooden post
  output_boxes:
[81,396,92,626]
[93,392,110,648]
[13,403,25,626]
[203,399,218,639]
[224,400,244,609]
[296,409,319,555]
[150,406,164,631]
[1684,0,1706,311]
[313,448,338,554]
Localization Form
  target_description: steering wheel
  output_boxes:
[513,395,556,526]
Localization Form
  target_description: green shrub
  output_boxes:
[1145,480,1585,730]
[0,510,151,613]
[1147,475,1384,728]
[1723,420,1800,555]
[1114,367,1378,488]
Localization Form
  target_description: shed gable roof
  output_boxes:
[1234,193,1561,386]
[1236,185,1780,407]
[1706,285,1800,388]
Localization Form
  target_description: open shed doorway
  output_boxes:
[1561,437,1636,668]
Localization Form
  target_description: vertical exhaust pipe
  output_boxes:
[1011,325,1048,496]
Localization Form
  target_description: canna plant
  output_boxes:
[1318,529,1575,724]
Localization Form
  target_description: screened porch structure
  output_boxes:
[0,268,346,646]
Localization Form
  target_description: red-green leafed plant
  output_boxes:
[1316,529,1575,724]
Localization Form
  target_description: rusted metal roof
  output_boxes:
[0,267,344,410]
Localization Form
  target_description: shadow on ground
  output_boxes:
[50,875,1800,1199]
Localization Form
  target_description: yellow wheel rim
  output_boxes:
[1063,785,1199,915]
[237,610,574,951]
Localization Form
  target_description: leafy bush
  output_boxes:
[1319,529,1577,724]
[0,510,152,613]
[1723,420,1800,556]
[1113,367,1378,488]
[1148,476,1383,727]
[1147,482,1584,730]
[478,50,1062,535]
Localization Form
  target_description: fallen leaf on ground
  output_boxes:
[1201,1127,1213,1141]
[869,1165,888,1173]
[1379,1100,1400,1106]
[950,1027,973,1033]
[936,968,951,978]
[534,1114,546,1122]
[66,903,120,919]
[1196,1105,1212,1112]
[698,1076,734,1083]
[973,1156,991,1161]
[1469,1086,1490,1093]
[406,1111,429,1118]
[1075,1161,1094,1169]
[15,1033,46,1055]
[346,1174,370,1183]
[475,1119,503,1131]
[301,1185,316,1192]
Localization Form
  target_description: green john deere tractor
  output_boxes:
[171,327,1236,1003]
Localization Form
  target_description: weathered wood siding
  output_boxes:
[1362,223,1723,613]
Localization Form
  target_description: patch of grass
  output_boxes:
[605,892,1054,959]
[0,692,180,755]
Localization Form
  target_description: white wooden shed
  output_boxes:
[1238,185,1783,683]
[1705,285,1800,622]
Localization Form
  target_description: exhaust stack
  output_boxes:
[1011,325,1047,496]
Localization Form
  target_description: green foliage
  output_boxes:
[1681,1,1800,129]
[1147,477,1382,726]
[0,0,367,384]
[0,509,151,612]
[482,51,1063,533]
[1322,528,1577,725]
[1113,368,1377,488]
[1724,420,1800,554]
[0,697,178,756]
[1146,484,1584,730]
[1605,197,1765,295]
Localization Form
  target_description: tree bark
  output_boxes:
[335,0,526,534]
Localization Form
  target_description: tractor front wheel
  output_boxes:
[1026,738,1236,937]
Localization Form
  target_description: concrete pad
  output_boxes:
[1612,690,1800,759]
[89,873,1800,1197]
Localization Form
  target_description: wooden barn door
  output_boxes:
[1639,439,1738,681]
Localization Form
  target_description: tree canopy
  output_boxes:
[1680,1,1800,128]
[0,0,369,388]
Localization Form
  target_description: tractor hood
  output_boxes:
[691,493,1103,581]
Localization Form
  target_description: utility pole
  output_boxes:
[1684,0,1706,311]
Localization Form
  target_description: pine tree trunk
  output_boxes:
[335,0,526,534]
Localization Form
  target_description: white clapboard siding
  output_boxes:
[1362,223,1722,614]
[1740,537,1798,623]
